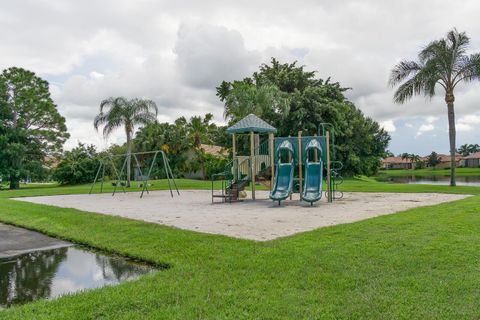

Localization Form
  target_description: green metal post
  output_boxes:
[112,156,128,196]
[133,154,148,194]
[100,162,105,193]
[165,154,179,195]
[89,161,103,195]
[161,152,174,198]
[140,152,158,198]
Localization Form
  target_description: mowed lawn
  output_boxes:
[1,179,480,319]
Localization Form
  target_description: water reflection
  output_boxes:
[386,175,480,186]
[0,247,155,308]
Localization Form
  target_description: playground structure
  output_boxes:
[89,150,179,198]
[211,114,343,205]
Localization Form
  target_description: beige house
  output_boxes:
[381,157,413,169]
[462,152,480,168]
[433,154,463,169]
[184,144,228,179]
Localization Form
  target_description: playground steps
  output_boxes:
[211,179,250,203]
[225,179,250,202]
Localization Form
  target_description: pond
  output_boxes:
[0,246,156,308]
[384,175,480,186]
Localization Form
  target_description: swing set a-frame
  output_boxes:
[89,150,179,198]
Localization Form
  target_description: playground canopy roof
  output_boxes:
[226,114,277,134]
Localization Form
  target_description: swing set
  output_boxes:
[89,150,179,198]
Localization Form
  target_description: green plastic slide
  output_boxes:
[301,139,323,205]
[269,141,294,205]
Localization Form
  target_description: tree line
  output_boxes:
[1,58,392,188]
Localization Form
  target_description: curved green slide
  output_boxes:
[269,141,294,205]
[301,139,323,205]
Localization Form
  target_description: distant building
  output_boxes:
[433,154,463,169]
[184,144,228,179]
[199,144,228,157]
[462,152,480,168]
[382,153,464,170]
[381,157,413,169]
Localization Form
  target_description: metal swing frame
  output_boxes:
[89,150,179,198]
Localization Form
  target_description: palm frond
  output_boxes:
[388,61,423,87]
[453,53,480,87]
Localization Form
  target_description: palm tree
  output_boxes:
[458,144,470,156]
[223,83,289,123]
[400,152,413,169]
[185,114,216,179]
[410,154,421,170]
[389,28,480,186]
[469,143,480,154]
[94,97,158,187]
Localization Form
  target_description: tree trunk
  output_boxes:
[446,93,456,187]
[126,129,132,188]
[9,177,20,189]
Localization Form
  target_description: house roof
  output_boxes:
[226,114,277,134]
[200,144,227,156]
[382,157,412,164]
[436,154,463,162]
[463,152,480,159]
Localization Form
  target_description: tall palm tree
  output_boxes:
[186,114,216,179]
[389,28,480,186]
[94,97,158,187]
[223,83,289,123]
[400,152,413,169]
[410,154,421,170]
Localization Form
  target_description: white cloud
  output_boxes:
[2,0,480,153]
[89,71,104,80]
[457,123,473,132]
[174,22,260,89]
[456,113,480,132]
[380,120,396,132]
[425,116,439,123]
[416,123,435,136]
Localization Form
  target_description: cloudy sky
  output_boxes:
[2,0,480,155]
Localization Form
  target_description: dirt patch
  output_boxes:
[14,191,468,241]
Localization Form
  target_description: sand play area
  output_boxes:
[15,191,467,241]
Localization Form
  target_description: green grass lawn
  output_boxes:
[378,167,480,177]
[1,179,480,319]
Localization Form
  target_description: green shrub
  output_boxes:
[53,143,100,185]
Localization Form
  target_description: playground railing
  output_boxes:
[211,157,251,203]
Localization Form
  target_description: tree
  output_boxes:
[94,97,158,187]
[389,29,480,186]
[400,153,420,169]
[185,113,217,179]
[458,144,470,156]
[133,121,190,176]
[222,82,289,125]
[384,150,394,157]
[0,67,69,189]
[410,154,421,169]
[457,143,480,156]
[217,58,390,176]
[53,143,99,185]
[427,151,441,169]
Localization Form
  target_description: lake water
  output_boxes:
[0,246,156,308]
[386,175,480,186]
